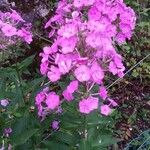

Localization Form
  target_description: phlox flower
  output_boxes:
[10,9,25,22]
[59,36,77,54]
[58,23,77,38]
[101,105,112,116]
[47,66,61,82]
[99,86,108,100]
[74,65,91,82]
[88,6,101,21]
[67,80,78,93]
[0,99,9,107]
[79,97,98,114]
[37,0,136,116]
[52,120,59,130]
[17,28,32,44]
[63,80,78,101]
[46,92,60,110]
[1,24,17,37]
[63,90,74,101]
[40,61,49,75]
[90,62,104,84]
[35,92,46,105]
[73,0,84,8]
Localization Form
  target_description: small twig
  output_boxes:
[87,82,95,93]
[36,131,56,147]
[34,32,52,44]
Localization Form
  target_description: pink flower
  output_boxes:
[1,24,17,37]
[47,66,61,82]
[17,28,32,44]
[87,20,106,33]
[84,0,95,6]
[67,80,79,93]
[43,46,52,55]
[4,128,12,137]
[86,33,103,48]
[108,60,125,77]
[79,97,98,114]
[57,56,72,74]
[108,98,118,107]
[45,15,61,28]
[10,9,25,22]
[40,61,49,75]
[74,65,91,82]
[59,36,77,54]
[88,6,101,21]
[99,86,108,100]
[63,80,78,101]
[46,92,60,110]
[58,23,77,38]
[43,42,58,55]
[52,120,59,130]
[101,105,112,116]
[35,92,46,105]
[72,11,79,19]
[91,62,104,83]
[0,99,9,107]
[108,61,118,75]
[63,90,74,101]
[73,0,84,8]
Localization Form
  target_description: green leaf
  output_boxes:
[12,129,38,146]
[53,131,77,146]
[43,141,70,150]
[86,112,112,127]
[17,55,35,71]
[79,139,92,150]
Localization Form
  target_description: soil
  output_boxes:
[111,78,150,149]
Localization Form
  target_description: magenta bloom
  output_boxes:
[63,80,78,101]
[36,0,136,117]
[10,9,25,22]
[73,0,84,8]
[17,28,32,44]
[52,120,59,130]
[40,61,49,75]
[59,36,77,54]
[46,92,60,110]
[63,90,74,101]
[1,24,17,37]
[91,62,104,83]
[99,86,108,100]
[0,99,9,107]
[101,105,112,116]
[108,98,118,107]
[88,6,101,21]
[4,128,12,137]
[47,66,61,82]
[79,97,98,114]
[58,23,77,38]
[67,80,79,93]
[74,65,91,82]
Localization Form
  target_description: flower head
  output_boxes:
[79,97,98,114]
[101,105,112,116]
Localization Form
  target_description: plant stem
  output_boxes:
[83,115,88,140]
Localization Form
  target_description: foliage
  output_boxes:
[0,0,149,149]
[122,0,150,79]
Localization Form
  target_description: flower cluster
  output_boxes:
[0,9,33,49]
[37,0,136,117]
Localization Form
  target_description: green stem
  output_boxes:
[83,115,87,140]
